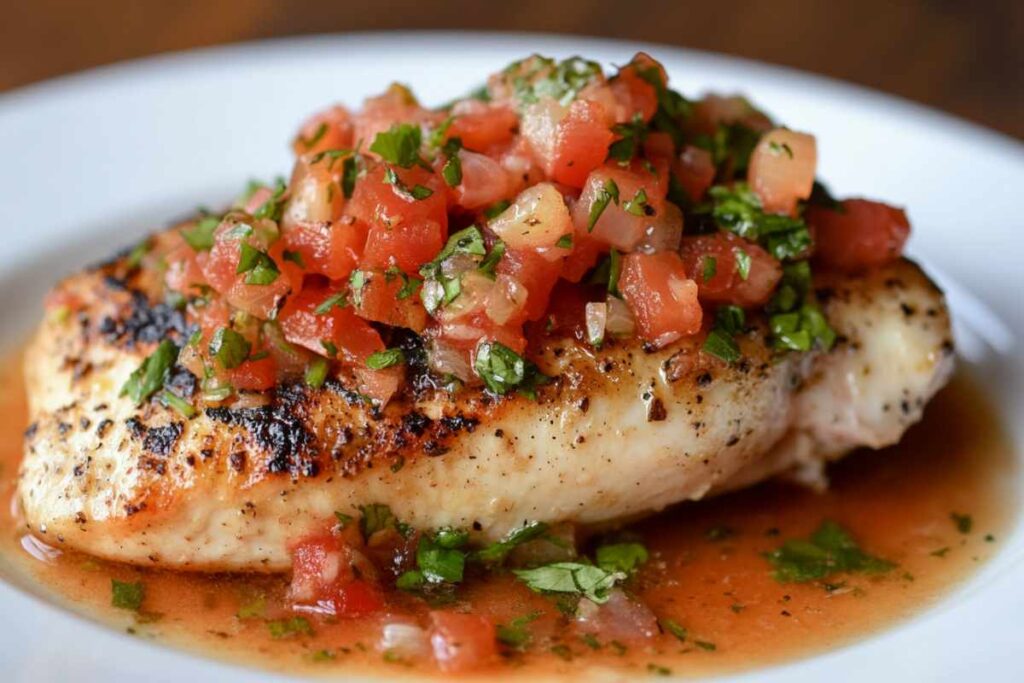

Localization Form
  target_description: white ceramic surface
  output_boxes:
[0,32,1021,683]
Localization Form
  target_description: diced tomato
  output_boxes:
[674,145,716,203]
[609,53,661,123]
[353,365,405,406]
[497,247,563,322]
[289,533,384,617]
[428,611,498,674]
[227,352,277,392]
[292,105,354,157]
[200,218,292,319]
[679,232,781,306]
[688,94,774,137]
[531,280,603,342]
[278,282,384,365]
[282,154,346,229]
[447,101,519,152]
[353,83,442,154]
[283,218,367,281]
[350,164,448,274]
[808,199,910,273]
[353,269,428,332]
[747,128,817,215]
[164,241,207,295]
[572,161,669,252]
[560,229,606,282]
[619,252,702,347]
[550,99,615,188]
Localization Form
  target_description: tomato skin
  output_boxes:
[448,102,518,152]
[278,282,384,365]
[809,199,910,273]
[674,145,716,203]
[350,165,448,275]
[550,99,615,188]
[283,219,367,281]
[227,353,277,391]
[747,129,817,215]
[496,247,563,322]
[679,232,781,306]
[619,251,702,347]
[560,229,605,282]
[428,611,498,673]
[353,270,428,332]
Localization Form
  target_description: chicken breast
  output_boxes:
[18,252,952,571]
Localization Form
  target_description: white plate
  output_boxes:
[0,32,1021,683]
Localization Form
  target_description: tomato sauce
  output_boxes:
[0,347,1016,679]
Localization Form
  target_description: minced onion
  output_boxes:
[585,301,607,347]
[605,296,636,337]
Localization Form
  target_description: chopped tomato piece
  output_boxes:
[350,164,448,274]
[449,150,512,210]
[572,161,670,252]
[227,352,277,392]
[289,533,384,617]
[353,269,428,332]
[278,282,384,365]
[282,218,367,281]
[609,53,661,122]
[679,232,781,306]
[447,101,518,152]
[428,611,498,673]
[674,145,716,203]
[164,241,206,295]
[353,83,442,154]
[619,252,702,347]
[291,105,354,157]
[560,230,605,283]
[550,99,615,188]
[497,247,563,322]
[353,365,405,406]
[809,199,910,273]
[200,217,292,319]
[748,128,817,215]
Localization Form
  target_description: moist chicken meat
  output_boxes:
[18,250,952,571]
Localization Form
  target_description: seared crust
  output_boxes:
[18,247,953,571]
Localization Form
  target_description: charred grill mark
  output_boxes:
[143,423,184,457]
[100,290,192,349]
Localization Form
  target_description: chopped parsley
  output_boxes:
[181,215,220,251]
[209,327,251,370]
[588,249,623,296]
[120,340,179,405]
[304,358,329,389]
[556,234,573,249]
[595,542,649,575]
[383,165,434,200]
[513,562,623,604]
[660,619,687,642]
[764,520,895,583]
[341,155,359,198]
[478,240,506,279]
[484,199,511,220]
[474,341,549,397]
[587,178,620,231]
[734,248,751,280]
[951,512,973,534]
[474,521,550,564]
[369,123,428,169]
[607,114,647,164]
[366,348,405,370]
[252,178,288,221]
[702,255,718,281]
[415,528,470,584]
[440,137,463,187]
[297,122,328,150]
[159,389,195,418]
[267,617,314,639]
[702,305,745,363]
[506,55,602,107]
[111,579,145,611]
[622,188,650,216]
[236,243,280,285]
[314,291,349,315]
[359,503,409,541]
[497,612,540,650]
[282,250,306,268]
[707,183,810,261]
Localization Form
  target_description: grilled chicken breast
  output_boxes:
[18,251,952,571]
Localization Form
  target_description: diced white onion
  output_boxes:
[634,202,683,254]
[585,302,607,347]
[488,183,572,250]
[485,275,528,325]
[427,340,473,382]
[605,297,636,337]
[379,622,431,660]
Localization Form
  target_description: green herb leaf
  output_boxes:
[595,542,649,575]
[764,520,895,583]
[304,358,329,389]
[513,562,623,604]
[496,612,540,650]
[236,243,280,285]
[267,616,314,639]
[474,341,549,397]
[734,248,751,280]
[314,291,348,315]
[159,389,195,418]
[360,503,402,540]
[111,579,145,611]
[120,340,179,405]
[366,348,405,370]
[587,179,620,232]
[396,570,425,591]
[252,178,288,221]
[181,216,220,251]
[660,619,687,642]
[369,123,427,169]
[484,199,511,220]
[383,165,433,200]
[441,137,463,187]
[416,532,468,584]
[702,256,717,281]
[555,234,573,249]
[298,122,328,150]
[474,521,550,564]
[209,327,251,370]
[607,113,647,164]
[478,240,507,279]
[951,512,973,534]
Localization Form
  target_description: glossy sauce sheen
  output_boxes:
[0,351,1016,680]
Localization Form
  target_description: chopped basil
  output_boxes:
[416,529,469,584]
[587,178,620,231]
[366,348,405,370]
[267,617,314,639]
[589,249,623,296]
[426,115,455,148]
[507,55,602,107]
[181,216,220,251]
[595,542,649,575]
[434,225,487,262]
[734,248,751,280]
[209,327,251,370]
[111,579,145,611]
[474,341,549,398]
[385,268,422,299]
[478,240,506,279]
[159,389,195,418]
[369,123,427,169]
[702,255,717,281]
[769,303,835,352]
[298,122,328,150]
[702,305,746,363]
[359,503,407,541]
[695,121,762,177]
[120,340,179,405]
[320,339,338,358]
[349,270,367,307]
[764,520,895,583]
[607,114,647,164]
[252,178,288,221]
[236,243,280,285]
[496,612,540,650]
[707,183,810,261]
[555,234,573,249]
[484,199,511,220]
[441,137,463,187]
[951,512,973,534]
[660,619,687,642]
[383,165,434,200]
[125,240,151,269]
[236,595,266,619]
[513,562,623,604]
[314,291,348,315]
[282,250,306,268]
[304,358,329,389]
[474,521,550,564]
[341,155,358,198]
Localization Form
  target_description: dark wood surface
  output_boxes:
[3,0,1020,138]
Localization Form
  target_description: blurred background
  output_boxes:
[2,0,1020,138]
